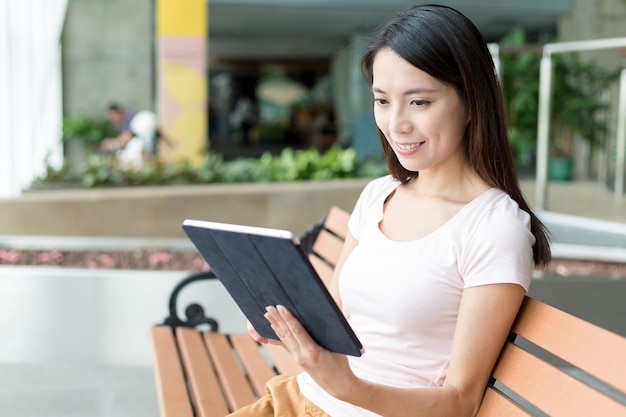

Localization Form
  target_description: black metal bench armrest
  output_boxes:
[298,215,327,255]
[162,270,220,331]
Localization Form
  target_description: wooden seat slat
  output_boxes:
[513,297,626,393]
[176,327,230,417]
[203,332,257,412]
[476,387,532,417]
[150,326,195,417]
[229,334,277,396]
[492,342,626,417]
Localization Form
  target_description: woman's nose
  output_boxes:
[389,107,412,134]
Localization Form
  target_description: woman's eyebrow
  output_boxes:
[372,86,438,95]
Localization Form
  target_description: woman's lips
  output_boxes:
[394,141,425,155]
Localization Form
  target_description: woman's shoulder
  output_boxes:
[471,188,532,230]
[357,175,399,204]
[349,175,399,236]
[362,174,400,194]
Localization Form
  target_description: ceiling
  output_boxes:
[208,0,572,64]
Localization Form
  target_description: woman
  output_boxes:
[231,4,551,417]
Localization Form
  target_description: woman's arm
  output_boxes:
[100,130,133,151]
[327,231,359,308]
[265,282,525,417]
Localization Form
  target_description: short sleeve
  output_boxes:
[348,185,367,240]
[348,176,399,241]
[459,198,535,292]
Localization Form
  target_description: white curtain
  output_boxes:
[0,0,67,198]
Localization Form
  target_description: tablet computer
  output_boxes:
[182,219,363,356]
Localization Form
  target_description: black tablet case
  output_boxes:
[182,220,363,357]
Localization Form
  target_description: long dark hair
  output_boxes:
[360,4,551,267]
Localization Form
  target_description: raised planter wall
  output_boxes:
[0,180,369,238]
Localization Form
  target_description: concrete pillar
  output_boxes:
[61,0,153,116]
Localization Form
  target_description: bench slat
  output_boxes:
[203,332,257,412]
[492,342,626,416]
[177,327,230,417]
[150,326,195,417]
[229,334,277,396]
[476,387,532,417]
[513,296,626,394]
[325,206,350,239]
[309,254,334,286]
[312,229,344,267]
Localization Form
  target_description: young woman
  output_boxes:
[230,4,551,417]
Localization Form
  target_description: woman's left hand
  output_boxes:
[264,305,360,400]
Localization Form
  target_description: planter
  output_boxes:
[0,179,369,238]
[548,157,573,181]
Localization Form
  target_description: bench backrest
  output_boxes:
[303,205,350,285]
[479,296,626,416]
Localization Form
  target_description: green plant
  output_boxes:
[32,146,387,189]
[215,146,360,183]
[500,29,541,166]
[62,115,118,147]
[33,153,71,184]
[500,29,618,166]
[550,53,616,156]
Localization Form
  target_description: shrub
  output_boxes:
[32,146,388,189]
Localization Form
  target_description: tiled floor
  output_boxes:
[0,362,157,417]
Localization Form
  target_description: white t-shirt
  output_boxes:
[298,175,535,416]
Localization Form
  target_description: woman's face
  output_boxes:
[372,48,468,175]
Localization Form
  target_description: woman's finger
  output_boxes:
[266,305,317,351]
[247,320,268,343]
[247,320,283,346]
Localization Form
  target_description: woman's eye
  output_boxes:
[374,98,388,105]
[411,99,429,106]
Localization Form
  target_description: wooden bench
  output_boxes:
[150,206,626,417]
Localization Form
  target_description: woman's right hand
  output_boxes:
[247,320,283,346]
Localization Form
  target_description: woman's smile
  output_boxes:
[393,140,425,155]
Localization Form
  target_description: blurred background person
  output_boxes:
[100,103,174,168]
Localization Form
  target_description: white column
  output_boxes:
[535,55,553,212]
[0,0,67,198]
[615,69,626,197]
[0,1,15,197]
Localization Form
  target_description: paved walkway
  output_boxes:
[0,267,246,417]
